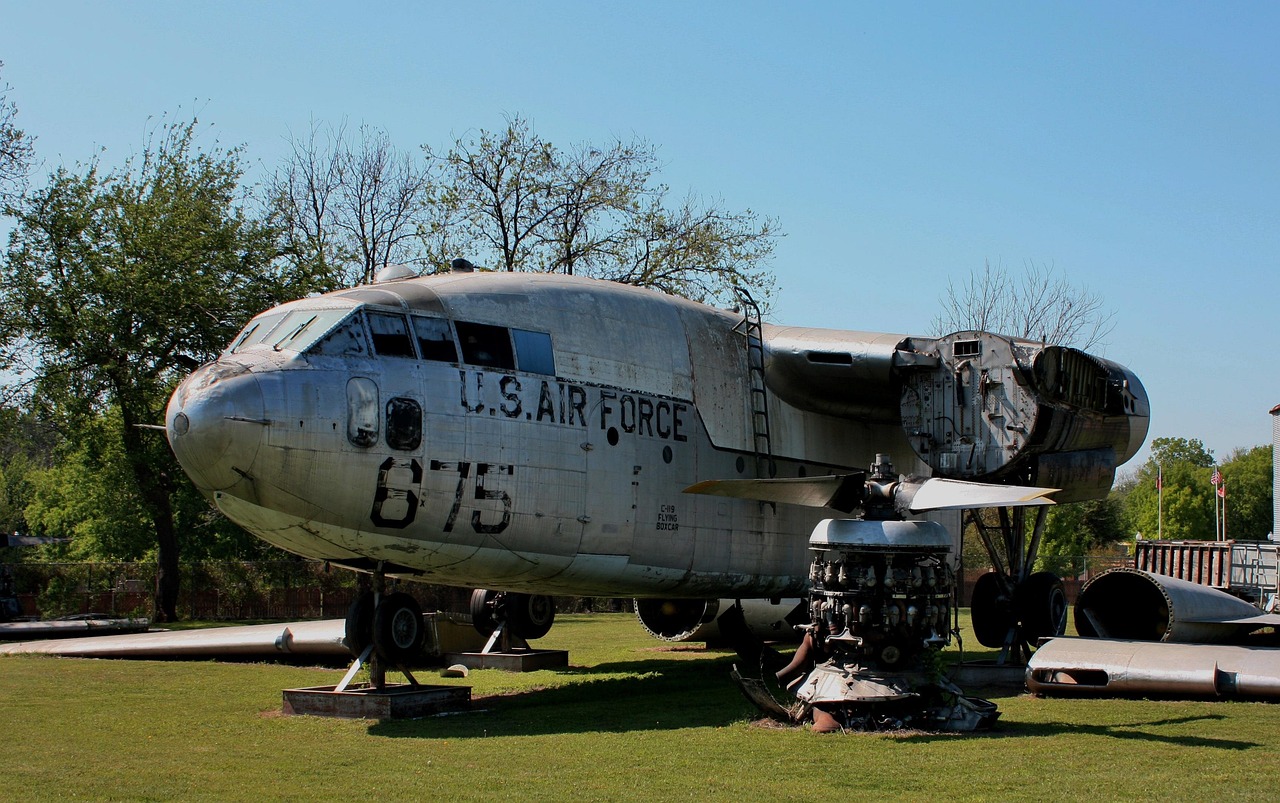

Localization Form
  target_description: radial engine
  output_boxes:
[741,470,1000,732]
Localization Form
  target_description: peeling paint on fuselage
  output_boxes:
[169,273,924,599]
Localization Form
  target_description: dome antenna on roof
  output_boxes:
[372,264,417,283]
[450,258,476,273]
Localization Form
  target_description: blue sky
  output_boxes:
[3,1,1277,473]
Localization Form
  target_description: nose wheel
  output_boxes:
[338,567,428,692]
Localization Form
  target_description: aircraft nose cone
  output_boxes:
[166,360,266,493]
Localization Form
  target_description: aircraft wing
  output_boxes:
[685,475,1057,514]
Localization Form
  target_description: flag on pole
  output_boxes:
[1157,466,1163,490]
[1211,468,1222,486]
[1218,480,1226,498]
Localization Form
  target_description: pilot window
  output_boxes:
[367,312,417,358]
[310,313,370,357]
[227,311,289,353]
[266,308,352,352]
[412,316,459,363]
[512,329,555,375]
[456,322,515,369]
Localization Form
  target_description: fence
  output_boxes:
[1,560,632,621]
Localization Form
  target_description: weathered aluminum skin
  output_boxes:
[166,271,1149,602]
[0,619,349,658]
[1027,637,1280,699]
[1075,567,1280,643]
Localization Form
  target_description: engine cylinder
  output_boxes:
[807,519,953,668]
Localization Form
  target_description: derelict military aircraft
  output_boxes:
[165,260,1149,727]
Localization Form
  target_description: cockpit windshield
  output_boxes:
[226,308,354,355]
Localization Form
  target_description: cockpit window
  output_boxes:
[456,321,515,369]
[310,313,370,356]
[228,308,352,355]
[227,311,289,353]
[367,311,417,358]
[412,315,459,363]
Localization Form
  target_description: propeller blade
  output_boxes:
[899,477,1059,513]
[683,473,866,513]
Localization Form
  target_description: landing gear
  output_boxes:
[469,589,556,645]
[966,507,1067,663]
[338,567,427,692]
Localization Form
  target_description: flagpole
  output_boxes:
[1214,466,1221,541]
[1157,462,1163,540]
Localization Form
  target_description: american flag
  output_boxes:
[1211,468,1222,486]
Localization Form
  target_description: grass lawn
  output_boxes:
[3,612,1279,801]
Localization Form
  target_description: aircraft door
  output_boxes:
[582,390,637,559]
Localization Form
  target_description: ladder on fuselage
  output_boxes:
[735,287,773,480]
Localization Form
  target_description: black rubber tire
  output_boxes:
[470,588,499,636]
[372,592,426,664]
[970,571,1015,648]
[508,593,555,640]
[1016,571,1068,643]
[343,591,375,656]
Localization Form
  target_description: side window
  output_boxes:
[367,312,417,358]
[512,329,555,376]
[456,322,515,369]
[346,377,379,448]
[312,316,370,356]
[412,316,459,363]
[386,397,422,451]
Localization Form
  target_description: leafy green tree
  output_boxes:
[1124,437,1217,541]
[1,119,304,619]
[1219,445,1273,540]
[1035,495,1127,575]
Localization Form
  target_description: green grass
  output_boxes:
[3,613,1279,801]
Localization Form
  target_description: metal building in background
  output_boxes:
[1272,403,1280,542]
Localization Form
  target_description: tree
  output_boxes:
[1218,445,1273,540]
[1,119,300,619]
[426,116,780,307]
[933,260,1114,349]
[1123,437,1217,541]
[0,61,35,205]
[1035,495,1127,576]
[269,120,435,287]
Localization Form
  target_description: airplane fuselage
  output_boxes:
[167,271,920,598]
[167,269,1148,602]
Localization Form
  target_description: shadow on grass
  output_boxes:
[898,712,1259,750]
[369,655,756,739]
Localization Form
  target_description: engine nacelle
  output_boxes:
[633,598,802,642]
[763,327,1150,503]
[897,332,1149,501]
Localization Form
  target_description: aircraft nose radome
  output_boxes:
[166,361,265,493]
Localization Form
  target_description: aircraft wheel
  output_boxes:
[970,571,1015,648]
[470,589,499,636]
[508,593,555,640]
[343,591,375,655]
[1016,571,1068,644]
[372,592,426,664]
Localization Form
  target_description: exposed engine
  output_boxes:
[728,457,1000,732]
[770,517,997,732]
[764,328,1149,503]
